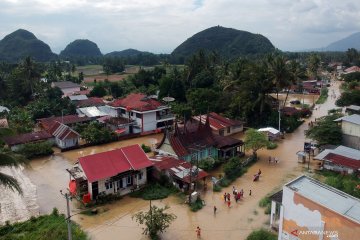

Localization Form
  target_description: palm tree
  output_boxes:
[0,150,26,194]
[19,57,41,97]
[283,60,302,107]
[307,54,320,79]
[267,54,290,103]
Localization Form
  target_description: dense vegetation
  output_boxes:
[0,208,88,240]
[316,171,360,198]
[60,39,103,58]
[0,29,56,62]
[246,229,277,240]
[172,26,275,61]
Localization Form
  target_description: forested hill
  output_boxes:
[106,48,145,57]
[0,29,57,62]
[60,39,102,58]
[171,26,275,60]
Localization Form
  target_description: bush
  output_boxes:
[141,144,151,153]
[259,197,271,215]
[266,142,278,150]
[246,229,277,240]
[81,122,116,144]
[321,171,360,198]
[17,140,54,158]
[223,157,243,180]
[213,184,222,192]
[130,183,177,200]
[190,198,204,212]
[316,87,328,104]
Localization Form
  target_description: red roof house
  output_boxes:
[323,153,360,173]
[38,115,92,131]
[192,112,244,136]
[73,144,153,199]
[48,121,80,149]
[4,130,54,151]
[109,93,163,111]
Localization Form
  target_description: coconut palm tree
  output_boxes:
[0,150,26,193]
[267,54,290,103]
[19,56,41,97]
[283,60,302,107]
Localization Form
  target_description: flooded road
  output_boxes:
[1,81,341,239]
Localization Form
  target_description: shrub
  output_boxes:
[246,229,277,240]
[316,87,328,104]
[259,196,271,215]
[17,140,54,158]
[141,144,151,153]
[266,142,278,150]
[130,183,177,200]
[190,198,204,212]
[223,157,243,180]
[213,184,222,192]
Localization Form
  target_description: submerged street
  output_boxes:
[0,81,340,239]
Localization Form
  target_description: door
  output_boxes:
[92,181,99,199]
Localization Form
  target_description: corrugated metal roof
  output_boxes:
[69,95,88,101]
[335,114,360,125]
[286,175,360,223]
[258,127,280,135]
[77,107,108,118]
[314,146,360,161]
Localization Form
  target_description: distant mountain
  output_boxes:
[324,32,360,51]
[171,26,275,60]
[0,29,57,62]
[105,48,146,57]
[60,39,102,58]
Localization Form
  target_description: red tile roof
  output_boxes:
[193,112,243,131]
[158,117,243,157]
[76,97,104,108]
[325,153,360,170]
[151,156,208,183]
[109,93,163,111]
[4,131,53,146]
[79,144,153,182]
[38,115,92,130]
[345,66,360,73]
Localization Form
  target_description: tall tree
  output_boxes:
[0,150,26,193]
[244,128,269,158]
[307,54,321,79]
[267,54,290,102]
[284,60,302,107]
[19,57,41,97]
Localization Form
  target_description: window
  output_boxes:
[120,109,125,114]
[227,127,230,133]
[105,181,113,190]
[116,180,123,190]
[219,129,224,136]
[136,113,142,118]
[138,172,143,180]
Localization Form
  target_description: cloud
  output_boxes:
[0,0,360,53]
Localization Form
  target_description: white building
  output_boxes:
[335,114,360,150]
[48,121,80,149]
[51,81,81,97]
[106,93,175,134]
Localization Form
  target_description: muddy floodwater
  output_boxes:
[1,81,342,239]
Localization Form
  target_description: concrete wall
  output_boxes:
[324,162,354,174]
[342,134,360,150]
[142,112,157,132]
[342,121,360,137]
[56,137,78,149]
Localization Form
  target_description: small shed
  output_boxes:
[258,127,281,141]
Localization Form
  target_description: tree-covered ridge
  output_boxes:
[0,29,57,62]
[60,39,103,58]
[106,48,145,57]
[171,26,275,60]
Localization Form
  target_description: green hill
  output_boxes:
[105,48,145,57]
[324,32,360,51]
[171,26,275,59]
[0,29,57,62]
[60,39,102,58]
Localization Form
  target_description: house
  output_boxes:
[344,66,360,74]
[151,155,208,191]
[68,95,88,101]
[67,144,153,200]
[77,106,108,118]
[51,81,81,96]
[75,97,105,108]
[258,127,281,141]
[3,131,54,151]
[269,175,360,239]
[38,115,92,131]
[156,116,244,161]
[48,121,80,149]
[346,105,360,115]
[106,93,175,134]
[0,118,8,128]
[97,115,136,135]
[314,145,360,175]
[192,112,244,136]
[335,114,360,150]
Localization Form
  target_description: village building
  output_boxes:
[192,112,243,136]
[258,127,281,141]
[75,97,105,108]
[76,106,108,118]
[37,115,92,131]
[67,144,153,200]
[270,175,360,239]
[346,105,360,115]
[150,155,208,191]
[106,93,175,134]
[97,115,135,135]
[3,131,54,151]
[156,116,244,161]
[335,114,360,150]
[314,145,360,175]
[48,121,80,149]
[68,95,88,101]
[344,66,360,74]
[51,81,81,96]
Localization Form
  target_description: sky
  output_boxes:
[1,0,360,54]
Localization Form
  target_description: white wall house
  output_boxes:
[107,93,175,134]
[70,144,153,200]
[335,114,360,150]
[48,121,80,149]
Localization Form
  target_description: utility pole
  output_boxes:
[60,190,72,240]
[278,102,281,132]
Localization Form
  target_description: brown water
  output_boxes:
[2,81,341,239]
